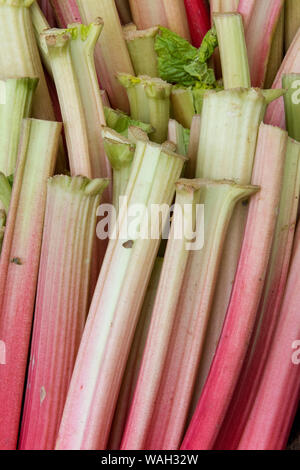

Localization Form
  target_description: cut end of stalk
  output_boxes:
[67,18,104,42]
[48,174,109,197]
[43,28,71,49]
[176,178,260,197]
[103,139,135,170]
[123,26,159,41]
[127,126,149,143]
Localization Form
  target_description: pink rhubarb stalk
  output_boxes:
[108,258,164,450]
[265,28,300,128]
[238,0,284,88]
[184,0,210,47]
[50,0,81,27]
[56,139,186,450]
[122,179,258,450]
[215,138,300,450]
[129,0,190,40]
[0,118,62,450]
[181,123,287,450]
[19,175,108,450]
[38,0,56,26]
[237,221,300,450]
[77,0,134,113]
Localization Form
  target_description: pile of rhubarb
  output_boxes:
[0,0,299,451]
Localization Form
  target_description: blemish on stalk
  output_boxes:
[123,240,134,249]
[242,199,249,207]
[11,257,22,265]
[40,386,46,404]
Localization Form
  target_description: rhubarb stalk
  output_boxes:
[282,74,300,141]
[213,13,251,89]
[215,137,300,450]
[76,0,134,112]
[285,0,300,51]
[237,0,284,88]
[124,27,159,78]
[30,2,53,77]
[102,129,135,213]
[182,123,287,450]
[129,0,190,40]
[0,118,62,450]
[185,114,201,178]
[108,258,164,450]
[122,179,258,450]
[168,119,190,157]
[115,0,132,25]
[136,88,274,450]
[38,0,56,26]
[265,27,300,128]
[184,0,210,47]
[0,0,55,121]
[210,0,240,14]
[50,0,81,27]
[56,138,187,450]
[0,77,38,176]
[19,175,108,450]
[237,220,300,449]
[118,74,171,144]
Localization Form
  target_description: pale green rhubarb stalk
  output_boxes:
[76,0,134,113]
[18,175,108,451]
[56,138,187,450]
[237,0,284,88]
[104,106,154,138]
[0,118,61,450]
[121,179,258,450]
[214,136,300,450]
[265,27,300,128]
[30,1,52,77]
[236,222,300,450]
[0,173,12,213]
[43,24,110,181]
[213,13,251,89]
[129,0,190,40]
[102,129,135,214]
[282,74,300,141]
[0,77,38,176]
[285,0,300,51]
[108,258,164,450]
[133,88,273,450]
[118,73,171,144]
[124,27,159,77]
[171,88,195,130]
[185,115,201,178]
[182,123,287,450]
[168,119,190,157]
[0,0,55,121]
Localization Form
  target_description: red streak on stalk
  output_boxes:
[265,27,300,128]
[50,0,81,28]
[237,224,300,450]
[38,0,56,27]
[184,0,210,47]
[238,0,284,88]
[215,140,300,450]
[181,123,287,450]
